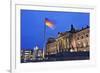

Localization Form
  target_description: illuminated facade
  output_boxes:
[45,25,89,55]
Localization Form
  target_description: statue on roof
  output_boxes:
[70,24,75,33]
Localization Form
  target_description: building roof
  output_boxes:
[46,24,89,44]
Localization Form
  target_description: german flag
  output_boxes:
[45,18,54,29]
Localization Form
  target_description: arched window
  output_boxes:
[81,36,84,39]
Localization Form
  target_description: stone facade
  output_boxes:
[45,25,89,55]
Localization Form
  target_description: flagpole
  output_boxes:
[43,18,46,60]
[43,18,54,60]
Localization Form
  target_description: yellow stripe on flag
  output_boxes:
[45,18,54,29]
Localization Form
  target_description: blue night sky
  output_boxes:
[21,9,89,50]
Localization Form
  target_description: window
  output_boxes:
[81,36,83,39]
[77,37,79,40]
[86,34,88,37]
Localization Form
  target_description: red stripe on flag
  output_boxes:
[45,18,54,29]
